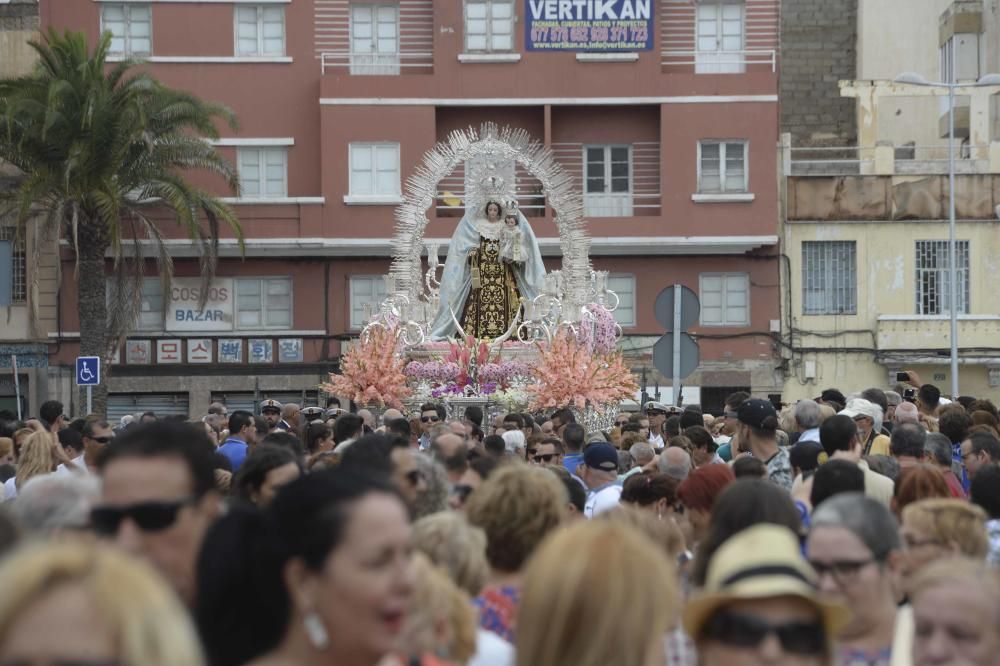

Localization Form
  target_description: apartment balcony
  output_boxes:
[876,315,1000,363]
[660,49,777,74]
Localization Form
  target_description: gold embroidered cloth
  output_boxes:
[462,236,521,340]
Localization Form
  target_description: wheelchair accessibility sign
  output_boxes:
[75,356,101,386]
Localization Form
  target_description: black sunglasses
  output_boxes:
[701,611,826,655]
[534,453,556,462]
[89,436,114,444]
[420,415,440,423]
[90,497,197,536]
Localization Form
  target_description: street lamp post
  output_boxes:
[894,67,1000,399]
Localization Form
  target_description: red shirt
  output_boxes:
[942,469,966,498]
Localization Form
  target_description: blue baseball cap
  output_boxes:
[584,442,619,472]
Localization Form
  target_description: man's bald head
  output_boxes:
[659,447,692,481]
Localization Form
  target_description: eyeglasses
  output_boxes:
[451,484,474,503]
[420,415,440,423]
[808,557,876,584]
[701,610,826,655]
[91,497,197,536]
[534,453,557,463]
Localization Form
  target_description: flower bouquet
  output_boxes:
[321,325,412,409]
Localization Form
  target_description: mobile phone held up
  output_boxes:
[896,372,910,383]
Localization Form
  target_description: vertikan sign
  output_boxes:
[526,0,653,51]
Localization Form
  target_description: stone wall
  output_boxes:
[780,0,858,146]
[0,0,39,78]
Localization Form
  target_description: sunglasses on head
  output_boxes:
[421,415,440,423]
[90,497,197,536]
[534,453,556,462]
[702,610,826,655]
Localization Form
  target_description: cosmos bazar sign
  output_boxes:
[166,278,234,331]
[526,0,653,51]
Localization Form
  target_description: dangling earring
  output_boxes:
[304,611,330,650]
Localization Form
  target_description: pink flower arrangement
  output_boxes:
[321,326,412,409]
[526,329,638,413]
[405,361,461,382]
[577,304,619,354]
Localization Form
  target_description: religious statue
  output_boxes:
[429,176,545,340]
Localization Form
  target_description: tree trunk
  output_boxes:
[76,225,109,417]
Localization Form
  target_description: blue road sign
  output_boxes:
[75,356,101,386]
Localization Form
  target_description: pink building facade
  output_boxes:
[42,0,781,417]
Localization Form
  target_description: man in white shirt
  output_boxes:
[579,443,623,518]
[57,420,115,476]
[794,399,822,444]
[644,402,668,449]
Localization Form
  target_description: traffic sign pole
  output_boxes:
[87,385,92,416]
[672,284,682,407]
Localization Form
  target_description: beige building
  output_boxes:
[780,0,1000,402]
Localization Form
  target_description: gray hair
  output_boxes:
[885,391,902,407]
[810,492,901,561]
[924,432,953,467]
[501,429,526,453]
[628,441,655,466]
[14,474,101,535]
[412,453,450,520]
[794,400,822,429]
[658,447,692,481]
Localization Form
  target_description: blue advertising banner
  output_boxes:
[525,0,654,52]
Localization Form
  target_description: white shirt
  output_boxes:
[3,477,16,501]
[585,484,623,518]
[468,629,515,666]
[56,455,89,476]
[648,433,664,449]
[798,428,821,444]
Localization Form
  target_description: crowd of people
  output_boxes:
[0,370,998,665]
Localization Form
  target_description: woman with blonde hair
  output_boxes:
[396,554,477,665]
[517,520,679,666]
[0,540,205,665]
[411,511,488,597]
[4,430,55,500]
[900,498,989,580]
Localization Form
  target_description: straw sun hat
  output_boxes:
[682,524,850,640]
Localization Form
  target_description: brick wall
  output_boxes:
[780,0,858,146]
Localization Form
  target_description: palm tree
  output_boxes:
[0,29,243,415]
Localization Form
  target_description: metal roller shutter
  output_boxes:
[108,393,191,422]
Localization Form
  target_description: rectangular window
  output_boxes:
[607,274,635,328]
[349,143,401,197]
[236,278,292,329]
[0,227,25,305]
[465,1,514,52]
[237,148,287,198]
[802,241,857,315]
[700,273,749,326]
[698,141,747,193]
[101,4,152,56]
[916,240,970,315]
[235,5,285,56]
[583,145,633,217]
[350,4,400,75]
[138,278,164,330]
[349,276,389,329]
[695,2,744,73]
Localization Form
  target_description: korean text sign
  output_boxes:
[526,0,653,52]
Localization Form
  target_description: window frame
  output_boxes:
[699,272,750,327]
[801,241,858,316]
[101,3,153,57]
[234,4,286,57]
[607,273,636,328]
[237,147,288,199]
[915,240,970,316]
[348,142,401,199]
[0,227,25,305]
[349,275,389,330]
[235,277,293,330]
[463,0,515,53]
[695,1,745,74]
[583,144,633,196]
[697,140,748,193]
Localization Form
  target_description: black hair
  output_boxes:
[67,418,87,434]
[679,409,704,430]
[551,407,575,426]
[967,431,1000,462]
[724,391,751,411]
[938,409,972,444]
[385,418,412,441]
[919,384,941,409]
[195,469,399,666]
[326,396,341,408]
[503,413,525,429]
[338,433,407,476]
[890,423,927,459]
[98,421,217,497]
[620,472,679,507]
[228,410,254,435]
[333,413,364,444]
[469,425,485,443]
[683,425,717,454]
[664,415,681,438]
[260,431,305,459]
[483,434,506,457]
[304,422,332,455]
[464,406,483,428]
[810,459,865,509]
[469,455,500,481]
[562,423,585,452]
[253,416,269,437]
[233,445,302,503]
[213,452,233,473]
[39,400,63,426]
[81,419,110,439]
[57,428,84,454]
[691,480,801,587]
[732,456,767,479]
[970,463,1000,519]
[820,414,857,456]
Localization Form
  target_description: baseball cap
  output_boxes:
[259,399,282,413]
[583,442,619,472]
[737,398,779,431]
[840,398,881,422]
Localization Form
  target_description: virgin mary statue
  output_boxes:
[429,184,545,341]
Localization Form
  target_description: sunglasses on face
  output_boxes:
[420,415,440,423]
[701,610,826,655]
[90,497,197,536]
[534,453,557,463]
[89,436,114,444]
